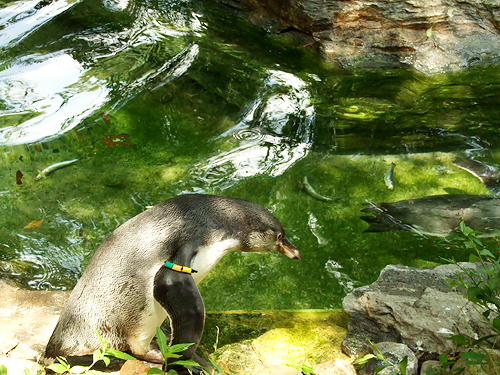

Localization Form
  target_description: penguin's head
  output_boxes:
[245,227,301,260]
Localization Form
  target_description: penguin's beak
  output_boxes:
[277,238,301,260]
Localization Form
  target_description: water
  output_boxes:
[1,0,500,311]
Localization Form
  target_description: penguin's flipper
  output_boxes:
[153,266,205,374]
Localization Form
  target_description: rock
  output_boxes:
[420,360,444,375]
[219,0,500,74]
[251,364,302,375]
[0,279,69,360]
[215,340,260,375]
[0,358,44,375]
[119,360,162,375]
[314,358,357,375]
[357,342,418,375]
[252,320,349,366]
[212,311,350,375]
[342,263,498,357]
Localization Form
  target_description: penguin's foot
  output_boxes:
[134,348,165,364]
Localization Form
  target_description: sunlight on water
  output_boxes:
[0,0,79,47]
[0,52,108,145]
[1,0,500,311]
[200,69,315,189]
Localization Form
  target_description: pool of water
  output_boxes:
[1,0,500,311]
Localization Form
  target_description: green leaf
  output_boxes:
[438,353,455,368]
[105,349,136,360]
[47,363,69,374]
[469,254,480,262]
[479,249,495,258]
[68,365,89,374]
[0,364,7,375]
[92,349,101,364]
[460,221,469,234]
[23,367,31,375]
[459,350,487,365]
[374,365,390,375]
[492,315,500,332]
[447,334,468,347]
[352,354,377,365]
[301,364,316,375]
[445,233,461,241]
[95,327,107,349]
[156,327,169,358]
[399,356,408,375]
[374,350,386,361]
[471,334,497,346]
[169,360,200,367]
[471,237,483,247]
[147,368,165,375]
[167,343,193,354]
[426,26,433,38]
[467,286,483,302]
[487,276,500,290]
[101,356,110,367]
[287,364,315,375]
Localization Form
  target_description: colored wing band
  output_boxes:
[165,261,198,274]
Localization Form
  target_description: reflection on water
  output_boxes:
[201,69,314,189]
[0,52,108,145]
[0,0,79,47]
[220,69,315,142]
[1,0,500,310]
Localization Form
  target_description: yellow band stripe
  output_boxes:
[165,261,198,274]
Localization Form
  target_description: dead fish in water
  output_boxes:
[453,159,500,194]
[384,162,395,190]
[35,159,78,181]
[300,176,335,202]
[361,194,500,237]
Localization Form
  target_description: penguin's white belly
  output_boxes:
[128,297,168,354]
[191,238,240,284]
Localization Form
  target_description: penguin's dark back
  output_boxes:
[154,194,283,234]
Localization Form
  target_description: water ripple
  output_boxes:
[233,128,264,142]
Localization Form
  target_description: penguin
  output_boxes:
[44,194,301,374]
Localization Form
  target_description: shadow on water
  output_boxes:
[1,0,500,310]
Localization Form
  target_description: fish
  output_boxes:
[300,176,335,202]
[384,162,395,190]
[453,159,500,194]
[35,159,78,181]
[360,194,500,237]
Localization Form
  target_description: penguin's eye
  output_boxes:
[277,233,283,242]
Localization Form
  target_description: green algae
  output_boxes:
[2,0,500,310]
[205,310,350,374]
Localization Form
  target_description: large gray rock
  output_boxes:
[221,0,500,74]
[342,263,499,357]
